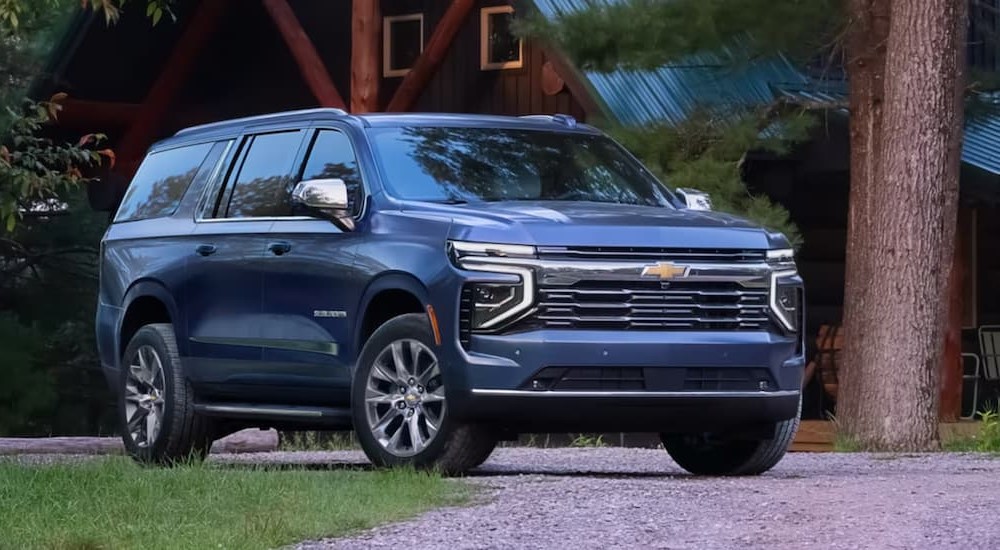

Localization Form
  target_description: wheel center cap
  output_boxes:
[404,391,421,406]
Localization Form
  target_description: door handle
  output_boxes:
[195,244,217,257]
[267,241,292,256]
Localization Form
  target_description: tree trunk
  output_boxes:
[839,0,966,450]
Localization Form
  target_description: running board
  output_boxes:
[194,403,352,425]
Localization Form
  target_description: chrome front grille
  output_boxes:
[534,280,770,331]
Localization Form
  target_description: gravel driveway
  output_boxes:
[224,448,1000,550]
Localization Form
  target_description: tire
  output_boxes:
[119,323,213,465]
[661,401,801,476]
[352,313,496,475]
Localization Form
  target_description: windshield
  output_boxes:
[368,126,678,207]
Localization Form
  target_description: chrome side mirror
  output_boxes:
[676,188,713,211]
[291,178,354,231]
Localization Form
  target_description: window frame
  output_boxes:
[383,13,425,78]
[201,128,310,222]
[480,5,523,71]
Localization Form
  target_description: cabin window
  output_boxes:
[383,14,424,77]
[480,6,522,70]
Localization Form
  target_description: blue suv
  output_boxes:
[97,109,804,475]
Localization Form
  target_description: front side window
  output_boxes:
[224,131,303,218]
[300,130,363,215]
[115,142,214,222]
[368,126,677,207]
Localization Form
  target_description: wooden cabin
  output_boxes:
[37,0,1000,435]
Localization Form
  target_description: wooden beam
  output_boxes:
[116,0,228,172]
[261,0,346,109]
[386,0,475,112]
[351,0,380,113]
[538,45,608,121]
[939,211,967,421]
[54,99,141,130]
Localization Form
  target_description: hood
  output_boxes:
[403,201,788,250]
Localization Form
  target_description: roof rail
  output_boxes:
[174,107,350,136]
[518,113,578,127]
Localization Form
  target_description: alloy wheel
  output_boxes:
[123,345,166,448]
[365,339,446,457]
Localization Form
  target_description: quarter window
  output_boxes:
[114,142,213,222]
[224,131,303,218]
[300,130,364,215]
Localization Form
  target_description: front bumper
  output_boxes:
[445,328,804,433]
[451,389,801,433]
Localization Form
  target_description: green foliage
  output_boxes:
[0,0,173,31]
[0,314,54,435]
[523,0,844,72]
[1,98,110,232]
[82,0,175,25]
[569,433,606,447]
[944,408,1000,453]
[606,107,815,244]
[0,458,468,549]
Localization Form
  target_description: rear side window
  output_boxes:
[224,131,303,218]
[115,142,214,222]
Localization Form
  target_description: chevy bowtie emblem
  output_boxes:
[641,262,689,280]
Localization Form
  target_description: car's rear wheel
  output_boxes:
[352,313,495,475]
[661,409,800,476]
[119,323,213,465]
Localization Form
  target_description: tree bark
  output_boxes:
[839,0,966,450]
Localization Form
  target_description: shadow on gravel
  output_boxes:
[463,469,689,480]
[213,461,376,472]
[212,460,689,479]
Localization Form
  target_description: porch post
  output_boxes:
[351,0,381,113]
[939,212,966,422]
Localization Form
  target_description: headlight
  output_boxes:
[449,240,536,330]
[467,283,527,329]
[770,271,801,333]
[767,248,795,267]
[448,240,536,264]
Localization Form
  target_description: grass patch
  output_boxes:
[0,458,469,550]
[943,409,1000,453]
[279,431,360,451]
[569,433,607,448]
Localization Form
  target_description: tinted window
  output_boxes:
[368,127,677,207]
[115,142,214,222]
[300,130,363,214]
[224,131,303,218]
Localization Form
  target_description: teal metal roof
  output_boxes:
[533,0,1000,176]
[963,114,1000,175]
[532,0,822,125]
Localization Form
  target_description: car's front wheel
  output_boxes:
[660,411,800,476]
[119,323,213,465]
[352,313,496,475]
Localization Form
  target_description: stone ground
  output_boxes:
[217,448,1000,550]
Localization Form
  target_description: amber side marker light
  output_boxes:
[426,304,442,346]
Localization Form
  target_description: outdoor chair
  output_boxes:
[974,325,1000,415]
[961,352,981,420]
